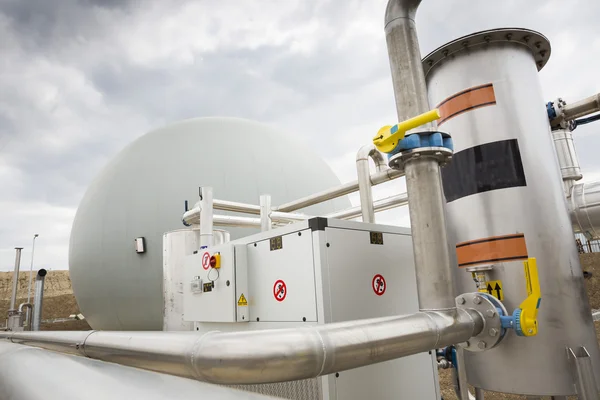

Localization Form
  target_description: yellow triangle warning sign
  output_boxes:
[237,293,248,306]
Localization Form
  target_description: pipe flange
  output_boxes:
[455,292,503,352]
[388,147,453,170]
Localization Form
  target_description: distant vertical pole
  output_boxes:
[9,248,23,311]
[27,234,39,304]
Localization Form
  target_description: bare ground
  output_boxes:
[2,253,600,398]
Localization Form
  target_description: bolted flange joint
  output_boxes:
[455,292,504,352]
[387,130,453,171]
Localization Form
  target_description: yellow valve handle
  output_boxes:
[372,109,441,153]
[519,257,541,337]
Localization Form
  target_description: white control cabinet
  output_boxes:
[182,218,439,400]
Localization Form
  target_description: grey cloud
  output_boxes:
[0,0,599,270]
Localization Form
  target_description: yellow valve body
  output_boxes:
[519,257,541,337]
[372,109,441,153]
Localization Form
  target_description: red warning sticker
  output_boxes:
[273,279,287,302]
[202,252,211,270]
[372,274,386,296]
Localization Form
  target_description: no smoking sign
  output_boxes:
[372,274,386,296]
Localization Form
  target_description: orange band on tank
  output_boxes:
[456,233,528,268]
[437,83,496,126]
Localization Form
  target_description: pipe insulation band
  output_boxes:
[0,309,483,385]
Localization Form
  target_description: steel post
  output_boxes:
[26,234,39,305]
[568,346,599,399]
[9,248,23,312]
[199,187,213,248]
[259,195,272,231]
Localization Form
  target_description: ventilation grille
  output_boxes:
[228,378,321,400]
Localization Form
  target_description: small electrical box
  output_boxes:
[134,237,145,253]
[183,244,248,323]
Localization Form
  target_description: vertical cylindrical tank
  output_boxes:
[423,28,600,396]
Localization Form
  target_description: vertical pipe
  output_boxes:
[384,0,456,310]
[199,187,213,249]
[384,0,432,128]
[32,269,47,331]
[9,248,23,311]
[212,229,231,245]
[26,234,39,304]
[474,387,485,400]
[260,195,272,231]
[356,144,387,223]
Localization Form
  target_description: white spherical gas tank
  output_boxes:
[69,117,350,330]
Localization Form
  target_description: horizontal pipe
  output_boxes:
[325,193,409,220]
[270,211,310,222]
[276,168,403,212]
[213,215,262,228]
[214,199,261,215]
[563,93,600,121]
[0,309,483,385]
[0,341,273,400]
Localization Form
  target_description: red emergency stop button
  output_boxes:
[210,254,221,269]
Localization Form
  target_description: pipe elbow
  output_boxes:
[384,0,421,27]
[356,144,387,172]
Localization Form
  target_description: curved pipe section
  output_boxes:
[0,341,273,400]
[0,309,483,385]
[570,181,600,239]
[356,144,387,223]
[18,303,32,331]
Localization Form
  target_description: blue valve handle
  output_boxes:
[388,131,454,158]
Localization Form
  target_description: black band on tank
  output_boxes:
[441,139,527,203]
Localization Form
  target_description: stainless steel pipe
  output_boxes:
[214,199,261,215]
[214,215,262,228]
[199,187,214,248]
[18,303,32,331]
[9,247,23,312]
[562,93,600,121]
[552,128,583,196]
[276,168,403,212]
[356,144,387,223]
[385,0,456,310]
[325,193,408,220]
[404,158,456,310]
[0,341,272,400]
[32,269,46,331]
[384,0,432,130]
[259,194,272,231]
[0,309,483,385]
[570,181,600,239]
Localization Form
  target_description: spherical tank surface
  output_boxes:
[69,117,350,330]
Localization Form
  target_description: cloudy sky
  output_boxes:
[0,0,599,271]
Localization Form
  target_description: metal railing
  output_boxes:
[575,233,600,253]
